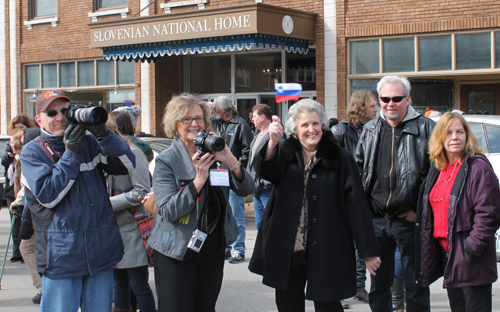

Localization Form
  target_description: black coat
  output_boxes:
[249,131,379,301]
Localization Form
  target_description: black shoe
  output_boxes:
[353,289,369,303]
[10,256,23,263]
[224,250,231,260]
[32,293,42,304]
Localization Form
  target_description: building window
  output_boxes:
[351,78,454,114]
[97,0,127,9]
[24,59,135,89]
[26,65,40,89]
[383,37,414,73]
[456,33,491,70]
[496,32,500,68]
[78,61,95,87]
[97,60,114,86]
[190,56,231,94]
[31,0,57,18]
[60,63,75,87]
[350,40,379,74]
[235,53,282,93]
[419,35,452,71]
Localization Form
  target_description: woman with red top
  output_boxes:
[416,112,500,312]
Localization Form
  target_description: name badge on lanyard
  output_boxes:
[210,169,230,186]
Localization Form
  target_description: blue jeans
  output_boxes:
[394,247,403,277]
[226,189,246,255]
[369,217,430,312]
[113,266,156,312]
[253,188,272,230]
[40,267,113,312]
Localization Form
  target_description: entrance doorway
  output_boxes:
[461,84,500,115]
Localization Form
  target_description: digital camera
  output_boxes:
[65,103,108,125]
[193,130,225,156]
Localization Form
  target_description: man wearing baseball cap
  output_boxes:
[20,91,136,312]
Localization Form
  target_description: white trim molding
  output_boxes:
[24,16,58,30]
[88,7,130,22]
[160,0,208,14]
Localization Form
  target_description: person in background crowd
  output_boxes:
[249,99,380,312]
[106,111,156,312]
[247,104,284,230]
[113,106,154,163]
[3,116,36,262]
[8,114,35,132]
[18,127,43,304]
[328,118,339,128]
[211,95,254,264]
[331,89,378,307]
[21,90,135,312]
[147,93,253,312]
[416,112,500,312]
[356,76,434,312]
[247,111,256,132]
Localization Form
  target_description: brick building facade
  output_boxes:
[336,0,500,120]
[0,0,324,136]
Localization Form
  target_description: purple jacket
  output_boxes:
[416,153,500,288]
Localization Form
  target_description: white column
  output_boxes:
[324,0,337,118]
[9,0,17,120]
[0,0,7,134]
[140,0,151,134]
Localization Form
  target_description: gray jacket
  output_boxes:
[247,131,284,195]
[147,138,254,260]
[107,147,151,269]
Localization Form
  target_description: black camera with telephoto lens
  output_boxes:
[65,103,108,125]
[193,130,225,156]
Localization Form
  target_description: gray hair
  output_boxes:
[285,99,329,138]
[377,76,411,96]
[213,95,237,116]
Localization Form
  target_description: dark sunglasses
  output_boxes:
[44,108,69,117]
[379,95,407,103]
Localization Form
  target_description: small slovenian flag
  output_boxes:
[275,83,302,103]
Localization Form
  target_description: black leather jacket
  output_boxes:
[331,120,359,158]
[355,106,435,217]
[212,113,254,168]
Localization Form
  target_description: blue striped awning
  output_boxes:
[103,34,310,62]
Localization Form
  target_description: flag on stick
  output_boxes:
[275,83,302,103]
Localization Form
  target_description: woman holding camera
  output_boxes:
[416,112,500,311]
[147,93,253,312]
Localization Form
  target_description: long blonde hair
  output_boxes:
[429,112,483,170]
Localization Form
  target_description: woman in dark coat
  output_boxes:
[249,99,380,312]
[416,112,500,312]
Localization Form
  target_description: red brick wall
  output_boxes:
[5,0,323,132]
[336,0,500,120]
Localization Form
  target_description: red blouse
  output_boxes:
[429,159,462,251]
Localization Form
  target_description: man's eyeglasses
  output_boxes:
[44,108,69,117]
[379,95,407,103]
[180,116,204,124]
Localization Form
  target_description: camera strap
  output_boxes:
[38,134,60,164]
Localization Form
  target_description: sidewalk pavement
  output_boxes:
[1,202,500,311]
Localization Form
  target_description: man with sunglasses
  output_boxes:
[355,76,435,312]
[20,90,135,312]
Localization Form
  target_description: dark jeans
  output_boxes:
[153,228,225,312]
[369,217,430,312]
[8,198,22,258]
[275,265,343,312]
[113,266,156,312]
[355,249,367,292]
[447,284,492,312]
